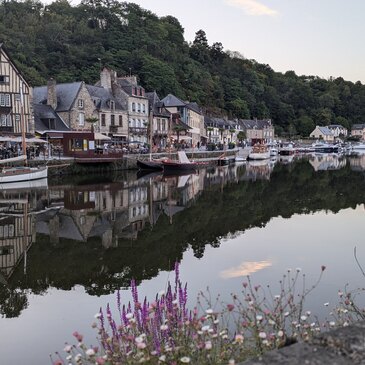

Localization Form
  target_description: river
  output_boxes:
[1,153,365,364]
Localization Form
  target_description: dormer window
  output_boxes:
[110,100,115,110]
[78,99,84,109]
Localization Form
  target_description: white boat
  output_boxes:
[352,143,365,150]
[248,144,270,160]
[0,164,48,184]
[0,177,48,190]
[270,147,278,156]
[279,143,295,156]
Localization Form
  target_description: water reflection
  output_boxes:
[1,155,365,317]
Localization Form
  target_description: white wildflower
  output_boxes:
[180,356,191,363]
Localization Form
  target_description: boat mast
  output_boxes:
[20,81,27,166]
[149,107,153,161]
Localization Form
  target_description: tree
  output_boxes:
[237,131,246,143]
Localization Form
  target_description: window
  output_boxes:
[162,120,166,131]
[142,104,146,114]
[137,103,141,113]
[0,114,11,127]
[132,102,136,112]
[0,75,9,84]
[78,99,84,108]
[119,115,123,126]
[101,114,106,126]
[78,113,85,126]
[110,100,115,110]
[0,93,11,107]
[111,114,115,126]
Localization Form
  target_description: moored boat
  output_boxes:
[248,144,270,160]
[136,159,164,171]
[162,151,206,172]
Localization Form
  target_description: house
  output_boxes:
[328,124,348,138]
[96,68,149,146]
[239,119,274,144]
[146,91,171,150]
[161,94,204,147]
[204,116,234,144]
[33,79,97,132]
[86,83,128,142]
[0,43,33,135]
[309,126,335,142]
[351,124,365,140]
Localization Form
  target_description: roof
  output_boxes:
[317,126,333,136]
[33,104,70,132]
[239,119,272,130]
[33,82,83,112]
[328,124,346,129]
[86,84,125,111]
[351,124,365,130]
[186,102,202,115]
[146,91,170,117]
[204,116,230,128]
[161,94,186,108]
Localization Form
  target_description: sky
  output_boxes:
[116,0,365,83]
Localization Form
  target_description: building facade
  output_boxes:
[0,43,33,135]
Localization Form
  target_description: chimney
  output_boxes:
[47,78,57,110]
[122,75,138,85]
[100,68,113,90]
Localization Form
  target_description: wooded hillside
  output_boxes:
[1,0,364,135]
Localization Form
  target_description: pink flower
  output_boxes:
[242,282,248,288]
[72,331,83,342]
[96,358,105,365]
[227,304,235,312]
[53,361,62,365]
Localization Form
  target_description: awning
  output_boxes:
[94,133,111,140]
[112,134,128,137]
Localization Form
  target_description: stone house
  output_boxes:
[239,119,275,144]
[0,43,33,135]
[33,80,97,131]
[86,83,128,142]
[310,126,335,142]
[351,124,365,140]
[146,91,171,149]
[96,68,149,146]
[161,94,204,147]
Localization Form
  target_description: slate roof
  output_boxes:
[161,94,186,107]
[146,91,170,117]
[328,124,346,129]
[351,124,365,130]
[33,82,83,112]
[33,104,70,132]
[186,102,202,115]
[239,119,272,129]
[204,116,230,128]
[86,84,125,111]
[317,126,333,136]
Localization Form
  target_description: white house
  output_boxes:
[310,126,334,142]
[327,124,348,138]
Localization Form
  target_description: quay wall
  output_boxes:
[27,149,237,176]
[240,321,365,365]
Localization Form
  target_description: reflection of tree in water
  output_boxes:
[4,160,365,316]
[0,284,28,318]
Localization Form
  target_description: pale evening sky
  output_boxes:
[115,0,364,83]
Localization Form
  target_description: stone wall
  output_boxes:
[241,321,365,365]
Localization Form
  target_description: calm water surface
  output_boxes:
[1,154,365,364]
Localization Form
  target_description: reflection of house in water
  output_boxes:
[243,160,274,181]
[348,153,365,172]
[0,203,34,281]
[309,155,346,171]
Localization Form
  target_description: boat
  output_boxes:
[162,151,206,172]
[136,159,164,171]
[312,142,339,153]
[247,144,270,160]
[270,147,279,156]
[0,82,48,184]
[352,143,365,150]
[279,143,295,156]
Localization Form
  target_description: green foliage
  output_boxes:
[1,0,365,132]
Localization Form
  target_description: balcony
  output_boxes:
[129,127,147,136]
[109,125,119,133]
